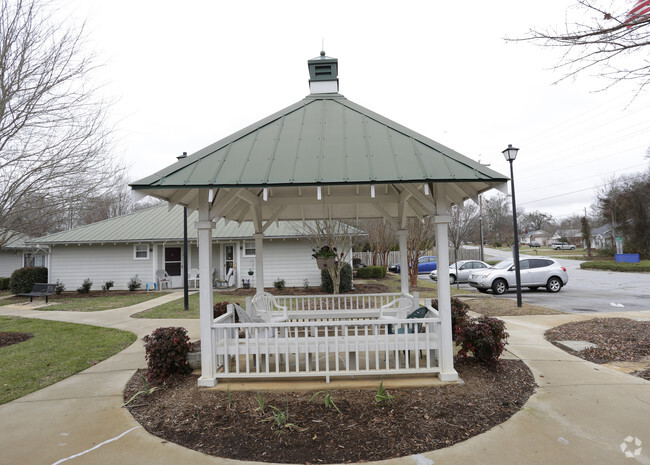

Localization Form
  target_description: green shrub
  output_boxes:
[431,297,470,342]
[77,278,92,294]
[456,316,509,369]
[142,327,192,383]
[101,280,114,291]
[9,267,48,294]
[580,260,650,272]
[356,266,386,279]
[128,276,142,291]
[54,280,65,295]
[273,278,286,290]
[320,262,353,293]
[0,277,10,291]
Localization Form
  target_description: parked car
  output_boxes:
[388,263,400,273]
[468,257,568,294]
[429,260,490,284]
[552,242,576,250]
[529,241,541,247]
[395,256,437,274]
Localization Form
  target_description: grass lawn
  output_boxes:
[0,292,163,310]
[0,316,136,404]
[462,297,562,317]
[134,292,247,319]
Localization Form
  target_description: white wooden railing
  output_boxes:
[245,292,416,319]
[209,301,441,383]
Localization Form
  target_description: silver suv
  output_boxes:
[552,242,576,250]
[468,257,569,295]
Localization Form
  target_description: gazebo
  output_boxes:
[131,52,509,386]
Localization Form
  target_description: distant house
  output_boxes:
[590,224,614,250]
[0,231,48,278]
[522,230,552,246]
[552,229,581,244]
[27,204,352,291]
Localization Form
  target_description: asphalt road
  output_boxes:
[422,248,650,314]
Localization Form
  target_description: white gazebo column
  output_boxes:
[434,186,458,381]
[254,233,264,294]
[397,229,409,295]
[196,190,216,387]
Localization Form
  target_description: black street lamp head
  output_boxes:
[502,144,519,162]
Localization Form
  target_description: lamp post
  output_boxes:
[502,144,522,307]
[177,151,189,311]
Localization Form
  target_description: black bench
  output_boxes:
[18,283,57,303]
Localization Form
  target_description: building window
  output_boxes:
[23,252,46,268]
[243,241,255,256]
[134,244,149,260]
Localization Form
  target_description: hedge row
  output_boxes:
[580,260,650,272]
[356,266,387,279]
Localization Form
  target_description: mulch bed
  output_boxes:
[545,317,650,380]
[0,332,33,348]
[124,359,535,464]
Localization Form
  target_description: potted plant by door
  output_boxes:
[312,245,337,270]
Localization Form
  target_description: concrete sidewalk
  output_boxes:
[0,297,648,465]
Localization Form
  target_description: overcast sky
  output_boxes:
[63,0,650,221]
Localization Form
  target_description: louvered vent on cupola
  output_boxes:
[308,51,339,94]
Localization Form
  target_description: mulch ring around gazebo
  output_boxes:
[124,358,535,464]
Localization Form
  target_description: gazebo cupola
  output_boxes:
[308,51,339,94]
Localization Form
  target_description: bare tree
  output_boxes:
[406,218,435,288]
[448,201,479,253]
[483,196,511,246]
[361,219,396,266]
[522,210,554,232]
[515,0,650,96]
[0,0,122,246]
[298,220,358,294]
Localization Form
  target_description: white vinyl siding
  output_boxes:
[0,251,22,278]
[49,244,153,291]
[260,240,322,288]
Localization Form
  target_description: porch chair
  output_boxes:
[234,304,283,366]
[379,297,414,320]
[155,269,171,289]
[251,292,288,323]
[188,268,200,287]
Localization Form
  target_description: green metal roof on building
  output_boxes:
[132,94,507,190]
[1,230,31,249]
[26,204,355,245]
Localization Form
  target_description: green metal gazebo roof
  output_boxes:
[130,53,509,225]
[132,94,506,189]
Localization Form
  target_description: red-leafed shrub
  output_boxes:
[431,297,470,342]
[213,301,230,318]
[456,316,509,369]
[142,327,192,382]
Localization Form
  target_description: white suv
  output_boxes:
[552,242,576,250]
[468,257,569,295]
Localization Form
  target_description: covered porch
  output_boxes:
[131,52,508,386]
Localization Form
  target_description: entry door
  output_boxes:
[224,245,235,278]
[164,246,183,287]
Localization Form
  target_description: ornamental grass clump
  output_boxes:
[142,327,192,382]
